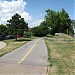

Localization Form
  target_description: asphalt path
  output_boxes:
[0,38,48,65]
[0,38,48,74]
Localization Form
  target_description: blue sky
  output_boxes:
[26,0,74,19]
[25,0,74,27]
[0,0,74,27]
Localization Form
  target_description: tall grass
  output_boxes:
[45,39,75,75]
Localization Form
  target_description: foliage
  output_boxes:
[71,20,75,34]
[0,24,8,37]
[31,21,49,37]
[24,31,31,37]
[72,20,75,26]
[45,9,73,35]
[32,9,73,36]
[7,13,28,40]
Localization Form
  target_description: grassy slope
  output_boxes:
[45,35,75,75]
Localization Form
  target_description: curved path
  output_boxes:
[0,38,48,75]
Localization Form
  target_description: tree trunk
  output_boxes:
[16,29,17,41]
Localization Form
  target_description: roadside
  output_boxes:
[45,35,75,75]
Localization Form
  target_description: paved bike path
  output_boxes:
[0,38,48,74]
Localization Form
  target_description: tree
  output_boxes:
[39,21,50,36]
[45,9,58,35]
[31,21,49,37]
[72,20,75,28]
[59,9,72,34]
[32,9,73,37]
[44,9,72,35]
[31,26,40,36]
[0,24,8,38]
[7,13,28,40]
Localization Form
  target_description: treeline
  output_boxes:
[0,9,75,39]
[31,9,74,37]
[0,13,28,40]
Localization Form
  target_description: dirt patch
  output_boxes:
[49,45,60,59]
[51,50,60,59]
[71,55,75,59]
[74,69,75,74]
[50,66,57,75]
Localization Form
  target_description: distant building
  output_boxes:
[55,33,63,36]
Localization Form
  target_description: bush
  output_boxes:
[46,34,53,37]
[23,32,31,38]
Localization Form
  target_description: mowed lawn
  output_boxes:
[0,37,34,57]
[45,39,75,75]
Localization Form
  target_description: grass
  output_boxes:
[0,37,36,57]
[45,36,75,75]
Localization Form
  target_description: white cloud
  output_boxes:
[0,0,32,24]
[28,19,44,27]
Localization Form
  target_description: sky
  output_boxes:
[0,0,75,27]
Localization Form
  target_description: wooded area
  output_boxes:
[0,9,75,39]
[31,9,75,36]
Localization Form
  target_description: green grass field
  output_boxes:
[45,36,75,75]
[0,37,36,57]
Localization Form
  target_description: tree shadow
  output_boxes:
[14,38,32,42]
